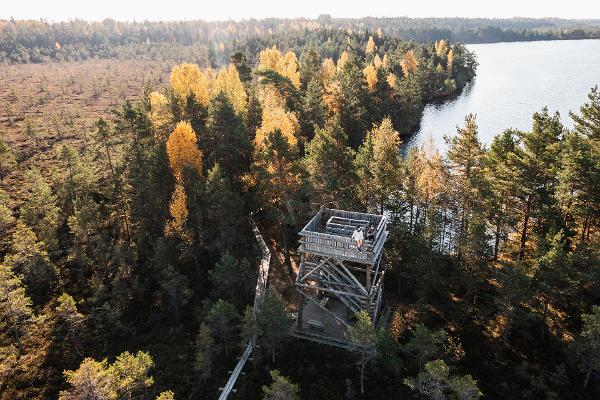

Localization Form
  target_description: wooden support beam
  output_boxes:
[295,283,368,299]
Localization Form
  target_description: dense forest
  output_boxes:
[1,16,600,64]
[1,21,600,400]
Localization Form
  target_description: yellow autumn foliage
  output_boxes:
[363,64,377,93]
[148,91,171,136]
[322,58,337,81]
[164,182,189,239]
[386,73,398,88]
[166,121,203,180]
[373,54,383,69]
[435,39,448,58]
[212,64,248,115]
[413,138,447,204]
[400,50,419,77]
[257,46,301,89]
[382,53,390,68]
[337,51,349,72]
[255,101,300,148]
[323,80,342,115]
[447,48,455,76]
[170,63,212,107]
[366,35,376,54]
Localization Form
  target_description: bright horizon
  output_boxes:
[3,0,600,22]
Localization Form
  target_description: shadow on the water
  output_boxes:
[400,79,476,156]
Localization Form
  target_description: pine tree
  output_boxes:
[0,138,16,179]
[253,130,303,270]
[194,323,214,382]
[404,324,448,369]
[300,77,326,140]
[94,118,132,242]
[60,351,157,400]
[59,358,116,400]
[574,305,600,389]
[209,252,255,307]
[557,130,599,242]
[304,120,358,208]
[6,219,56,296]
[348,311,376,395]
[204,94,251,183]
[254,287,292,364]
[336,53,371,148]
[206,299,239,356]
[299,46,321,91]
[204,164,246,253]
[356,117,403,213]
[109,351,155,399]
[20,169,60,250]
[262,370,301,400]
[158,265,193,323]
[445,114,487,261]
[55,293,85,356]
[493,259,532,345]
[0,264,33,345]
[404,359,482,400]
[568,86,600,240]
[0,189,15,233]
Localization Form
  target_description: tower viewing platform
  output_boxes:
[299,208,388,265]
[294,208,388,347]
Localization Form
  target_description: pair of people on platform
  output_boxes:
[351,224,376,252]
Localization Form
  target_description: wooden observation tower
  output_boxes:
[294,208,388,347]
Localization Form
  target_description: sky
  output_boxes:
[2,0,600,21]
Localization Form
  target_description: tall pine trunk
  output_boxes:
[494,221,501,260]
[584,363,593,390]
[518,195,532,261]
[281,223,293,278]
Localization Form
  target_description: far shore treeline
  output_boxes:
[1,16,600,64]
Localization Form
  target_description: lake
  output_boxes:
[405,39,600,152]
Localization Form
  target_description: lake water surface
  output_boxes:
[405,39,600,151]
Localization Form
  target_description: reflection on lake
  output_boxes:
[405,39,600,152]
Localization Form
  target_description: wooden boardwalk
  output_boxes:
[218,214,271,399]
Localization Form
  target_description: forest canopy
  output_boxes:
[0,16,600,400]
[1,16,599,64]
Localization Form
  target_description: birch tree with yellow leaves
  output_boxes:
[164,121,203,238]
[170,63,212,107]
[400,50,419,77]
[212,64,248,115]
